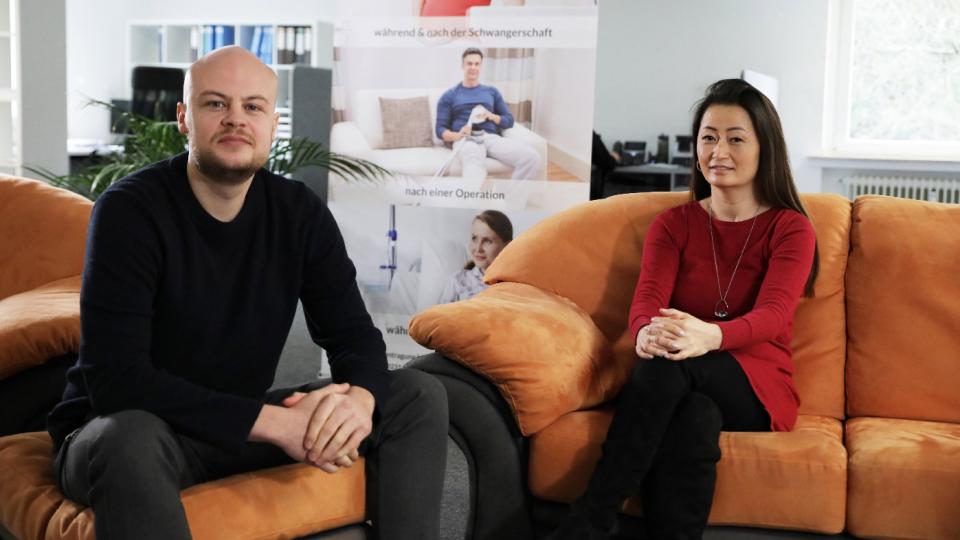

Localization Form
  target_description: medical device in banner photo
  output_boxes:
[330,201,550,369]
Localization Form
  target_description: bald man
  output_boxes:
[47,46,448,540]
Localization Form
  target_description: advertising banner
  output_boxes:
[331,0,599,368]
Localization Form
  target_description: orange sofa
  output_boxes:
[410,192,960,538]
[0,176,369,540]
[0,176,89,438]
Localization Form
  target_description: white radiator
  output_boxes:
[842,175,960,204]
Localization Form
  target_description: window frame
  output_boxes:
[822,0,960,161]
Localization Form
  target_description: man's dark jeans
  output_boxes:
[53,370,448,540]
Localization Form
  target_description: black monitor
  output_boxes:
[131,66,185,122]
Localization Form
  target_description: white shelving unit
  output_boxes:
[0,0,19,176]
[128,21,321,139]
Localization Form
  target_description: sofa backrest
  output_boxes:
[349,88,446,149]
[0,176,92,300]
[485,191,851,419]
[845,195,960,422]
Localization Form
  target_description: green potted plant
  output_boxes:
[29,100,387,201]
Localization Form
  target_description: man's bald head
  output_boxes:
[177,45,281,186]
[183,45,278,109]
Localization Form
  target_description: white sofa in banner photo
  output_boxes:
[331,88,548,180]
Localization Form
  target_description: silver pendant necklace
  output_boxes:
[707,203,760,319]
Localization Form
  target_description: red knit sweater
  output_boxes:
[628,201,817,431]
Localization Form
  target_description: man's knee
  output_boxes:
[457,139,486,161]
[82,410,182,474]
[62,411,193,524]
[388,370,448,427]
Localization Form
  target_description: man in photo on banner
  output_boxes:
[46,45,448,540]
[436,47,542,181]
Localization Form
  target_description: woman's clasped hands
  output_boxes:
[635,308,724,360]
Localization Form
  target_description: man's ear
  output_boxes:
[272,111,280,139]
[176,102,189,135]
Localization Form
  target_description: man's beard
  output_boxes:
[190,141,268,186]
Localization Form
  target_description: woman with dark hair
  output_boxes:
[548,79,820,539]
[439,210,513,303]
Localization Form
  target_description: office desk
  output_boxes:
[615,163,691,192]
[67,139,123,175]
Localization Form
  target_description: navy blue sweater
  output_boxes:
[435,83,515,139]
[47,153,388,454]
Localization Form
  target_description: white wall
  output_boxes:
[533,48,595,168]
[65,0,337,141]
[593,0,830,193]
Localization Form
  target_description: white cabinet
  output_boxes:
[0,0,67,177]
[0,0,18,175]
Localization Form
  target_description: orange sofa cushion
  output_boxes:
[0,177,91,301]
[845,417,960,539]
[529,411,847,534]
[846,196,960,422]
[410,282,613,435]
[0,276,81,380]
[788,195,850,420]
[0,432,366,540]
[482,192,687,409]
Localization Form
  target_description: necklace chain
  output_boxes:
[707,203,760,319]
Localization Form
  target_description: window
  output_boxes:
[824,0,960,159]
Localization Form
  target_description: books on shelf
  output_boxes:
[294,27,313,65]
[277,26,311,65]
[133,23,312,66]
[285,26,295,63]
[202,25,213,55]
[190,26,200,61]
[198,25,236,56]
[247,25,273,64]
[214,25,235,50]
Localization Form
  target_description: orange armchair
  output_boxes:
[0,176,90,435]
[0,176,369,540]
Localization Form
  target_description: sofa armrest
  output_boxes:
[0,276,80,381]
[408,353,534,540]
[409,282,618,436]
[330,121,374,157]
[502,124,548,179]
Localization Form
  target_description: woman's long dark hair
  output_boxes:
[690,79,819,297]
[464,210,513,271]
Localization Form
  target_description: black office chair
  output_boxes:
[131,66,185,122]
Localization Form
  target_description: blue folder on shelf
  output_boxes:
[259,26,273,64]
[213,25,235,50]
[202,25,214,54]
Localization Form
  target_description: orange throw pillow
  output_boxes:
[0,275,81,380]
[409,282,618,436]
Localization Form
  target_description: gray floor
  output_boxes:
[440,440,470,540]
